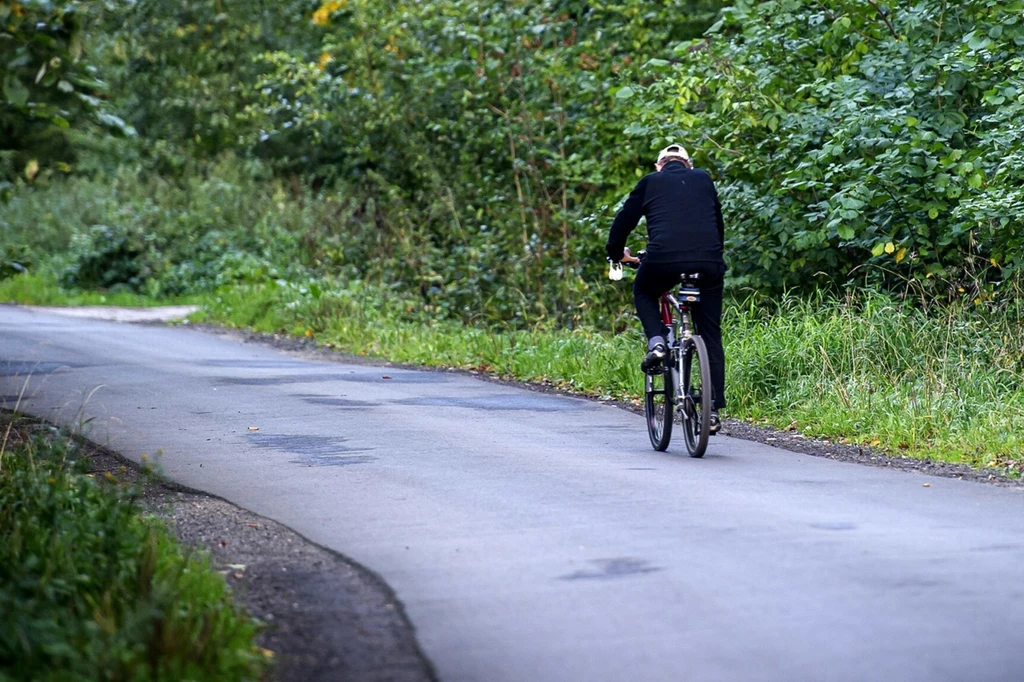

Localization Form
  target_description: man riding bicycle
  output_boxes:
[606,143,726,433]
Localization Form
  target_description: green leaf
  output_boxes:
[968,34,992,51]
[4,77,29,107]
[615,87,635,100]
[96,112,137,137]
[837,225,855,240]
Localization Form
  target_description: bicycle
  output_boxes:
[613,258,714,457]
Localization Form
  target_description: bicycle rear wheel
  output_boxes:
[680,335,712,457]
[644,362,673,451]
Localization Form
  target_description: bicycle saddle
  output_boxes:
[678,273,701,302]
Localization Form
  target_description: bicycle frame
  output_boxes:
[660,278,704,407]
[660,291,696,345]
[626,263,712,456]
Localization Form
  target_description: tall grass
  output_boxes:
[195,279,1024,470]
[728,290,1024,467]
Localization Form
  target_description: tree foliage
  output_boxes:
[628,0,1024,293]
[242,0,722,325]
[100,0,314,172]
[0,0,131,199]
[6,0,1024,320]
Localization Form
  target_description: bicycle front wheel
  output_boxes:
[644,362,673,452]
[680,335,712,458]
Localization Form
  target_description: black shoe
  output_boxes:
[641,343,667,372]
[709,410,721,435]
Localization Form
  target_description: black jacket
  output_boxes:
[605,162,725,266]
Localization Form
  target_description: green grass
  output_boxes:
[727,291,1024,469]
[194,279,1024,472]
[0,273,200,307]
[0,415,266,681]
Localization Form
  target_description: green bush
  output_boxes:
[0,425,264,682]
[1,0,134,198]
[60,223,153,291]
[229,0,723,326]
[0,245,31,282]
[629,0,1024,293]
[1,161,331,297]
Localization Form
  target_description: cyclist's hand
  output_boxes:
[621,247,641,265]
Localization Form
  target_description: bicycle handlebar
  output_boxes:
[609,249,645,270]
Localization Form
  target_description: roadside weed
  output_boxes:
[0,417,265,681]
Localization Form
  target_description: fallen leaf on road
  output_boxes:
[248,426,260,431]
[922,483,931,488]
[233,572,244,579]
[247,523,261,529]
[382,375,392,380]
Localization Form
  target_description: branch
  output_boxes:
[866,1,899,40]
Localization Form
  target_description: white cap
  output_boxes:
[656,143,690,165]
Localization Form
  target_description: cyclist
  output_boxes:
[606,143,726,432]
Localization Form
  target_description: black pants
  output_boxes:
[634,261,726,410]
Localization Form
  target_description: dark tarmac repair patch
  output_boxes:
[247,433,377,467]
[394,393,594,412]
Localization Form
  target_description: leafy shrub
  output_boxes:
[4,161,327,296]
[629,0,1024,293]
[60,223,153,291]
[0,245,31,281]
[236,0,723,326]
[0,425,263,681]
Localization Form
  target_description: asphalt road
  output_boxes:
[4,305,1024,682]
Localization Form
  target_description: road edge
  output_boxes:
[4,408,440,682]
[177,320,1024,489]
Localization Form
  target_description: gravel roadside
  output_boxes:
[106,450,439,682]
